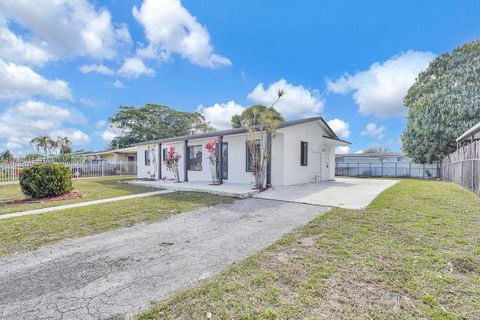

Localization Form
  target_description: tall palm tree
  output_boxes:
[48,138,59,155]
[58,136,71,154]
[30,136,50,156]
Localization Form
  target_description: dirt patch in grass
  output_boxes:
[2,192,86,204]
[136,180,480,320]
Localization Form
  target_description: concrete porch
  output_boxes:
[127,179,259,198]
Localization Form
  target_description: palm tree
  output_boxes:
[30,136,50,156]
[58,137,71,154]
[48,138,60,155]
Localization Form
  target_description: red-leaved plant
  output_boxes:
[205,139,218,184]
[164,146,182,182]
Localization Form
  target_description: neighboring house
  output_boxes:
[135,117,350,185]
[336,152,440,178]
[79,146,138,163]
[456,121,480,148]
[336,152,408,164]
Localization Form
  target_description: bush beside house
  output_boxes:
[19,164,73,199]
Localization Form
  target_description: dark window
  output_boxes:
[162,148,167,161]
[216,142,228,180]
[300,141,308,166]
[246,140,261,172]
[144,150,151,166]
[187,145,202,171]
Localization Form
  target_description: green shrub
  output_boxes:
[19,163,73,199]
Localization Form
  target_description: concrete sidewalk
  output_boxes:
[0,190,174,220]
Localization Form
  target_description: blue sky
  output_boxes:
[0,0,479,155]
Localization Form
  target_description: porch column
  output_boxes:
[266,131,272,188]
[218,135,223,185]
[184,140,188,182]
[157,143,162,180]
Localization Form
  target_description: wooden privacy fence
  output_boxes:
[336,161,440,179]
[441,141,480,195]
[0,160,137,184]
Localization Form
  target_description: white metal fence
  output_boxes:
[442,141,480,195]
[0,160,137,183]
[336,161,441,179]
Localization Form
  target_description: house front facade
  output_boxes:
[135,117,349,186]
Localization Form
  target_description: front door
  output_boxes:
[127,156,135,174]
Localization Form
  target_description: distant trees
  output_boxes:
[402,40,480,163]
[0,150,14,162]
[231,104,285,128]
[108,104,213,148]
[364,146,391,154]
[30,136,72,157]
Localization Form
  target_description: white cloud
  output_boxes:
[101,125,126,143]
[79,64,114,75]
[118,57,154,78]
[112,79,124,88]
[197,101,245,130]
[0,0,131,60]
[327,50,435,118]
[132,0,231,68]
[248,79,324,118]
[0,58,72,101]
[327,118,350,139]
[0,26,51,66]
[50,129,91,145]
[0,100,90,153]
[361,123,386,140]
[96,120,107,129]
[336,146,351,154]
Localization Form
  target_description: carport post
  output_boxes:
[184,140,188,182]
[266,132,272,187]
[158,143,162,180]
[218,135,223,185]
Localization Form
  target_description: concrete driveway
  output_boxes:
[0,198,329,320]
[255,177,399,209]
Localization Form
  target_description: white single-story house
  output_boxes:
[77,146,138,162]
[134,117,350,186]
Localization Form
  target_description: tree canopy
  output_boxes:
[402,40,480,163]
[231,104,285,128]
[109,104,213,148]
[0,150,14,162]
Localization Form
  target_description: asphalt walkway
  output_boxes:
[0,198,329,319]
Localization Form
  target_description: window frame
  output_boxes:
[300,141,308,166]
[246,140,261,172]
[187,145,203,171]
[144,150,151,166]
[162,148,168,162]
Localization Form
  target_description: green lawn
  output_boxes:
[0,192,231,257]
[0,176,156,215]
[137,180,480,320]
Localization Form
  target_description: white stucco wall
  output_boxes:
[275,121,330,185]
[136,120,342,185]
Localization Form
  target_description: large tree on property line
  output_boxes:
[108,104,213,148]
[402,40,480,163]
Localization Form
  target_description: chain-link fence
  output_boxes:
[442,141,480,195]
[336,161,440,179]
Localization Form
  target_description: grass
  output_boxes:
[0,192,231,257]
[0,176,156,215]
[137,180,480,320]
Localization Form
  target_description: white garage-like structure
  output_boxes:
[135,117,349,186]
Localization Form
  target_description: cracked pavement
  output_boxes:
[0,198,329,319]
